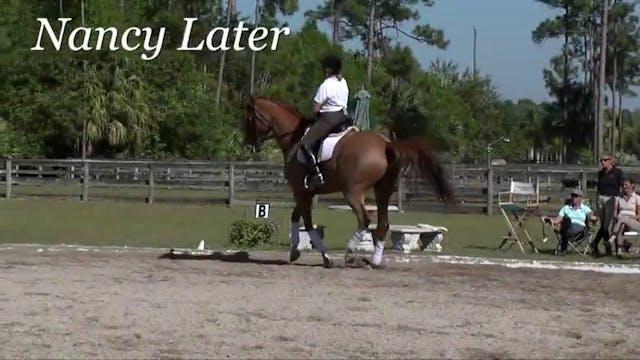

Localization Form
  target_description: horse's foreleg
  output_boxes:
[297,193,333,268]
[289,204,302,262]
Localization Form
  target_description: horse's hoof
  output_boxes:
[344,252,355,263]
[322,255,334,269]
[362,257,385,270]
[346,255,367,268]
[345,257,357,267]
[289,248,301,262]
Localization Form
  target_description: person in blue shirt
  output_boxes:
[541,189,599,255]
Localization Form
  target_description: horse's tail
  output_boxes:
[386,138,457,208]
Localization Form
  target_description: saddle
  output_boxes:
[308,116,355,154]
[296,116,358,165]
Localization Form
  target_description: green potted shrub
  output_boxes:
[228,219,277,249]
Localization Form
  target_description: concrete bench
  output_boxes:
[364,224,448,253]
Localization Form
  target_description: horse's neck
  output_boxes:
[279,119,305,153]
[262,103,303,151]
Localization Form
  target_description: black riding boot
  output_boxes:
[300,144,324,189]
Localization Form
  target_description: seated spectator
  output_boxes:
[541,189,598,255]
[608,178,640,256]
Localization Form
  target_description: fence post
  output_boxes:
[580,171,587,194]
[146,163,154,204]
[397,174,404,211]
[82,161,89,202]
[228,162,235,206]
[5,159,11,199]
[486,166,494,216]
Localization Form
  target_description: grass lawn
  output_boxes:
[0,197,637,264]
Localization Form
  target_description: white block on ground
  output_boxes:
[328,204,400,212]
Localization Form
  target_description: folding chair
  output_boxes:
[541,215,595,256]
[497,180,540,253]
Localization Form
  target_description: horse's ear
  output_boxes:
[245,94,255,109]
[249,95,259,108]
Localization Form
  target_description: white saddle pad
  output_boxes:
[297,126,359,163]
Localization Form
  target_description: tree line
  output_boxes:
[1,0,639,165]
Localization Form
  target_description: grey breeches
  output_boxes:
[597,195,616,233]
[300,111,345,149]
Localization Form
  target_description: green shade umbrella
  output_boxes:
[353,87,371,130]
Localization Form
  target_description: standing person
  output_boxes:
[298,54,350,190]
[592,153,624,256]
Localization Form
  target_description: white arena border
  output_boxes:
[396,253,640,275]
[0,243,172,254]
[1,243,639,275]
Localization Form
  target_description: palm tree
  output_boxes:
[83,58,152,157]
[428,59,459,86]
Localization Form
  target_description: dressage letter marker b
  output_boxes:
[255,203,270,219]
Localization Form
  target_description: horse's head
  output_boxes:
[243,96,271,153]
[243,96,307,153]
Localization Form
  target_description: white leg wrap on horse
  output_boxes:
[309,228,328,253]
[372,241,384,266]
[290,225,300,247]
[347,229,367,252]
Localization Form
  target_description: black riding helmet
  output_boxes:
[321,54,342,75]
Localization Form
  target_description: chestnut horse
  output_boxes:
[243,95,456,269]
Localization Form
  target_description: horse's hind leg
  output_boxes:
[369,170,398,268]
[343,190,371,265]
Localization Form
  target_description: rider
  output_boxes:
[299,53,350,190]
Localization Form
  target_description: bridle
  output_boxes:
[246,100,305,152]
[246,103,278,152]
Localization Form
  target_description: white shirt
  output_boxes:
[617,192,640,217]
[313,76,349,113]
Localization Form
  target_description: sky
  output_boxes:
[237,0,640,110]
